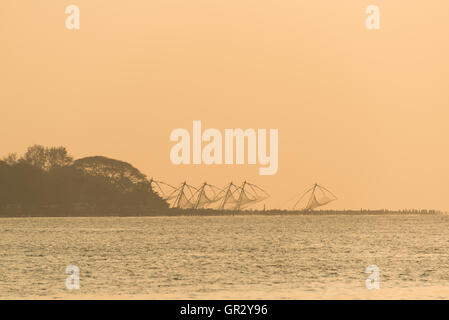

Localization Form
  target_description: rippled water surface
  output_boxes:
[1,215,449,299]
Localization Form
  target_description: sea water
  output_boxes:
[1,214,449,299]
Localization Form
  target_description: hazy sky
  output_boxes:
[1,1,448,210]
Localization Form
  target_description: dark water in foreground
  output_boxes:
[1,214,449,299]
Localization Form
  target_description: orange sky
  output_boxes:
[1,1,448,211]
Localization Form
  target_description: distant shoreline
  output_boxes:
[0,208,445,218]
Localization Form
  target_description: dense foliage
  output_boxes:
[0,145,168,214]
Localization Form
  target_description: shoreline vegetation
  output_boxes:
[1,145,445,218]
[0,208,445,218]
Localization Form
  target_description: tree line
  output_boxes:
[0,145,168,216]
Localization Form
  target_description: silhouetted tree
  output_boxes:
[22,145,47,170]
[72,156,166,206]
[47,147,73,169]
[2,153,18,165]
[22,145,73,171]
